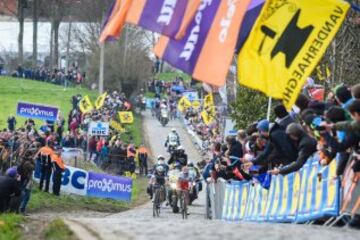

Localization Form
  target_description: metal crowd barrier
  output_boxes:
[206,153,360,225]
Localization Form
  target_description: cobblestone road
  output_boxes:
[67,111,358,240]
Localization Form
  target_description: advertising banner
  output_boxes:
[88,122,110,136]
[17,102,58,121]
[34,161,132,201]
[182,90,199,102]
[34,164,87,196]
[218,153,341,223]
[87,172,132,202]
[61,166,88,196]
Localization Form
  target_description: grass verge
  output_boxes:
[0,76,97,129]
[43,219,78,240]
[0,214,24,240]
[27,176,148,213]
[155,72,191,82]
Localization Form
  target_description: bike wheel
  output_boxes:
[183,192,188,220]
[180,192,186,220]
[153,200,156,218]
[155,189,161,217]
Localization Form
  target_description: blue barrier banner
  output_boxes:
[87,172,132,202]
[239,183,250,220]
[251,183,269,221]
[34,162,88,196]
[322,159,340,216]
[17,102,59,121]
[296,158,313,222]
[265,173,276,221]
[268,175,283,221]
[221,183,232,221]
[276,174,293,222]
[296,155,340,222]
[219,153,340,223]
[222,181,250,221]
[244,183,257,221]
[34,160,133,202]
[288,172,301,220]
[257,184,269,221]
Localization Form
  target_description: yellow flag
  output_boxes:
[316,66,325,81]
[204,93,214,108]
[238,0,349,110]
[207,106,216,118]
[177,96,192,112]
[95,92,107,110]
[79,95,94,113]
[326,65,331,78]
[119,111,134,124]
[110,119,126,133]
[201,110,214,125]
[192,100,201,109]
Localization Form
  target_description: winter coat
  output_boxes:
[253,123,298,166]
[279,133,317,175]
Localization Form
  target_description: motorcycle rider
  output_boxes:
[160,99,168,109]
[167,162,182,213]
[160,101,170,126]
[168,146,188,167]
[165,128,180,152]
[188,162,202,203]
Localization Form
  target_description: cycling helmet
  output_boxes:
[174,162,182,170]
[157,159,165,165]
[171,128,176,132]
[177,146,184,151]
[157,155,165,160]
[156,165,165,173]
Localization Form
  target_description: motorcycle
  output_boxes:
[160,109,169,126]
[189,179,202,205]
[167,143,178,154]
[167,169,180,213]
[140,97,146,111]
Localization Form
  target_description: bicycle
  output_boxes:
[178,179,190,220]
[153,184,165,218]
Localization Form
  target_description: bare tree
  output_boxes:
[312,2,360,89]
[42,0,76,68]
[32,0,39,68]
[0,0,28,65]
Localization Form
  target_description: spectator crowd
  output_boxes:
[0,90,147,215]
[9,64,85,86]
[199,83,360,228]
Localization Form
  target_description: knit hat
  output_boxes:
[335,86,352,104]
[6,167,17,178]
[257,119,269,132]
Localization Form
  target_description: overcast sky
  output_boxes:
[0,21,52,53]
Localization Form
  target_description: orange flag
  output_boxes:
[99,0,133,43]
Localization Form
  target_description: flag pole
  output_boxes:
[267,97,272,121]
[99,43,105,94]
